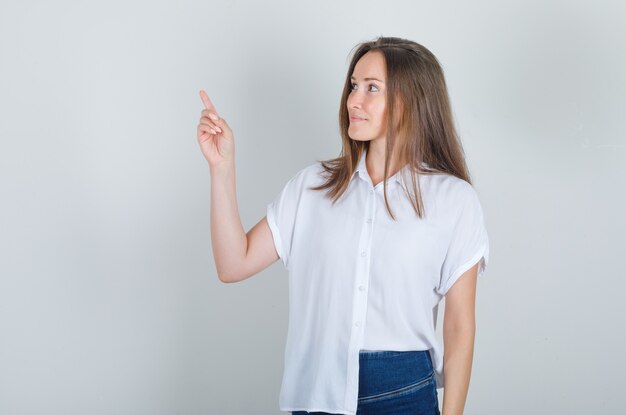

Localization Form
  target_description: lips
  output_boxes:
[350,116,366,121]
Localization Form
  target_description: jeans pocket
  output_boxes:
[358,372,434,405]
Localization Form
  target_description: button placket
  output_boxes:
[345,182,378,408]
[354,187,376,327]
[359,214,373,294]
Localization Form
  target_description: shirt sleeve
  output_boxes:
[266,170,303,269]
[436,183,490,296]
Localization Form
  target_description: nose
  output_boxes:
[347,88,363,109]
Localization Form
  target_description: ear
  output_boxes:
[391,90,407,124]
[389,94,408,142]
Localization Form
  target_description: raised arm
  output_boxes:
[197,89,279,283]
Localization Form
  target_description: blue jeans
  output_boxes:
[292,349,440,415]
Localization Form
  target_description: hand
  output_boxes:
[196,89,235,168]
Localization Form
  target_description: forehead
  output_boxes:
[352,50,386,80]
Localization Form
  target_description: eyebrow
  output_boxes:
[350,75,385,83]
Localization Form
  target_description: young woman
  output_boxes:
[197,36,490,415]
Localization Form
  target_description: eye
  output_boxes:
[351,82,379,92]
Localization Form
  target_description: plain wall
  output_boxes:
[1,0,625,413]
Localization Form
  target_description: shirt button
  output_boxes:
[360,251,366,257]
[366,218,372,224]
[358,285,365,291]
[355,321,361,327]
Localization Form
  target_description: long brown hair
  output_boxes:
[308,36,473,220]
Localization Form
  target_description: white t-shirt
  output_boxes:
[266,148,490,415]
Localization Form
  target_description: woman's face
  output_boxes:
[347,50,387,142]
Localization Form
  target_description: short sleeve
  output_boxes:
[266,170,303,269]
[436,184,490,296]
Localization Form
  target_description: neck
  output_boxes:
[365,141,402,181]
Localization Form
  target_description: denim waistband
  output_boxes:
[358,349,430,360]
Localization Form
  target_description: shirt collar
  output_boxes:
[351,148,406,185]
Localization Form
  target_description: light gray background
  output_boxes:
[1,0,625,414]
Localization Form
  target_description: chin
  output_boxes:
[349,136,370,142]
[349,130,372,141]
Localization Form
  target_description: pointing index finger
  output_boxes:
[199,89,217,114]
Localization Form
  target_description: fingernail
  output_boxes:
[209,113,218,120]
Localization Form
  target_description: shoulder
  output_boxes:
[275,161,325,196]
[423,173,484,220]
[289,161,327,186]
[303,161,325,178]
[425,173,476,201]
